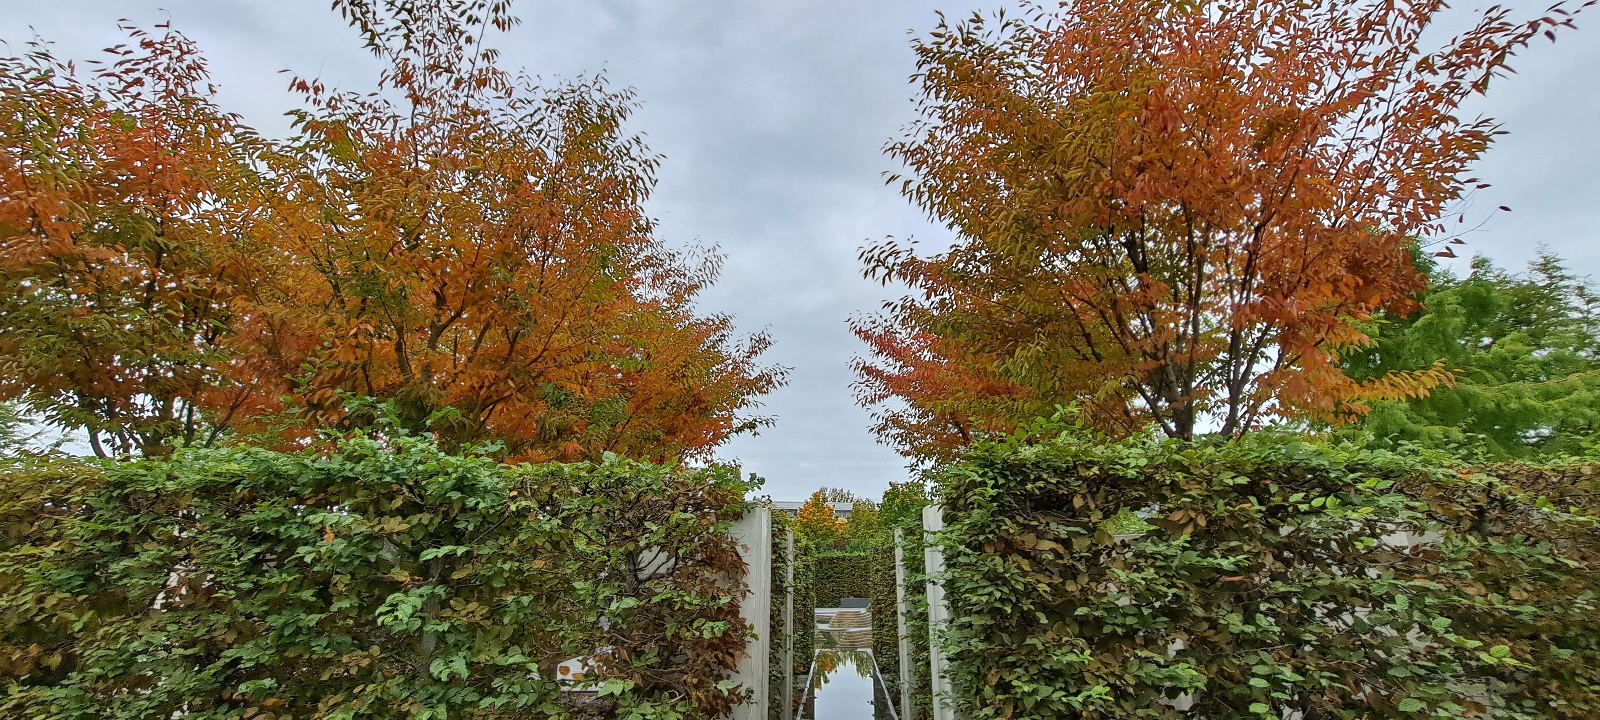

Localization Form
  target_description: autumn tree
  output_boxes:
[2,2,783,462]
[854,0,1587,462]
[249,0,785,461]
[841,499,884,548]
[0,27,271,457]
[794,489,846,546]
[1342,252,1600,458]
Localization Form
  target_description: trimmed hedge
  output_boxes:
[935,424,1600,719]
[813,551,875,609]
[792,550,815,694]
[0,434,754,719]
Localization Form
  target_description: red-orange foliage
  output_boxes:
[0,3,785,462]
[855,0,1587,461]
[0,27,271,456]
[246,0,785,461]
[794,490,846,544]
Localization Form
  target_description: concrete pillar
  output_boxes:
[894,528,915,720]
[730,506,772,720]
[923,505,955,720]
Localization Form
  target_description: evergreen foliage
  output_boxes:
[1344,253,1600,458]
[0,402,46,458]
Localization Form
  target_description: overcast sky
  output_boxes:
[4,1,1597,501]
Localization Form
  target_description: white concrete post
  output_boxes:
[730,506,772,720]
[894,528,914,720]
[781,529,795,720]
[923,505,955,720]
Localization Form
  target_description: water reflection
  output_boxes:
[802,650,896,720]
[802,605,897,720]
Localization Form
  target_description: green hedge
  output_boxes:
[0,434,754,719]
[935,424,1600,719]
[867,542,903,720]
[768,509,814,720]
[792,549,815,692]
[813,551,874,609]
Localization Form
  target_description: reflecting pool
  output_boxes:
[801,606,897,720]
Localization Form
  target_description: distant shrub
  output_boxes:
[813,551,876,610]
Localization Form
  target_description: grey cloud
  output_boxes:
[5,0,1597,502]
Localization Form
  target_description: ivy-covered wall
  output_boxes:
[886,518,931,720]
[769,509,815,720]
[0,435,756,719]
[935,425,1600,719]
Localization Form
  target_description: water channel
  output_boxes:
[800,604,897,720]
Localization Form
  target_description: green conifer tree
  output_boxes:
[1342,252,1600,458]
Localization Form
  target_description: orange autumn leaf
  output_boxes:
[0,25,277,456]
[854,0,1583,461]
[1,4,786,463]
[238,1,786,462]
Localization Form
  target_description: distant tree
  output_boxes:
[842,500,883,548]
[854,0,1585,462]
[879,480,929,528]
[0,402,43,457]
[794,489,846,547]
[819,487,864,504]
[1342,252,1600,458]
